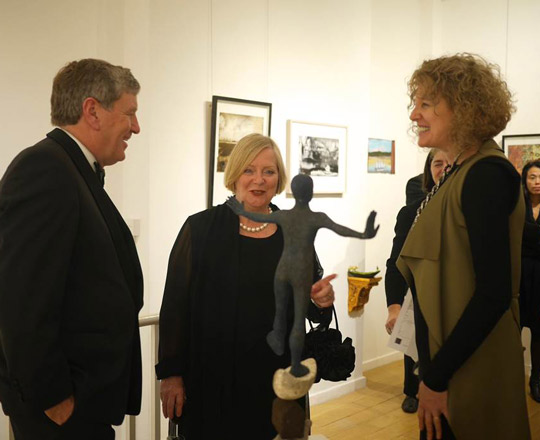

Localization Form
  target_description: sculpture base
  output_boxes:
[272,419,311,440]
[273,358,317,400]
[272,358,317,440]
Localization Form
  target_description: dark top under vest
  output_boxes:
[408,158,519,391]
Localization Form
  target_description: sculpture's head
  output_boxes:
[291,174,313,203]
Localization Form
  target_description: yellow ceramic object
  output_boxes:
[347,276,382,312]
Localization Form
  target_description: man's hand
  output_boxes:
[45,395,75,426]
[161,376,186,419]
[385,304,402,334]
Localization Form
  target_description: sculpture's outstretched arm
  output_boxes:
[226,196,280,224]
[324,210,379,239]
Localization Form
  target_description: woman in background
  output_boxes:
[156,134,335,440]
[520,160,540,402]
[385,149,448,414]
[397,53,530,440]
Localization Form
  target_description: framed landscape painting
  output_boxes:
[287,120,347,195]
[367,138,395,174]
[208,96,272,207]
[502,134,540,174]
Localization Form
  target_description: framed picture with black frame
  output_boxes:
[208,96,272,207]
[502,133,540,174]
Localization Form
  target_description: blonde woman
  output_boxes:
[156,134,335,439]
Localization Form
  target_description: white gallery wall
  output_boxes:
[362,0,435,371]
[1,0,539,438]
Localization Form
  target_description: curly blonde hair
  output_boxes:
[408,53,515,150]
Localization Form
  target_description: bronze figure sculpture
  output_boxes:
[227,174,379,377]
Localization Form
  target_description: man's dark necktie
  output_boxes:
[94,162,105,187]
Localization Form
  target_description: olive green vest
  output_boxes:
[397,140,530,439]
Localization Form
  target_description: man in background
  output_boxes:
[385,171,425,414]
[0,59,143,439]
[405,173,424,204]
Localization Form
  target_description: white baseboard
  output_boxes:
[362,350,403,372]
[309,376,366,406]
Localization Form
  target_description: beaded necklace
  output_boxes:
[239,206,273,232]
[412,151,465,228]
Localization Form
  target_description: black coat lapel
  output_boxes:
[47,129,143,310]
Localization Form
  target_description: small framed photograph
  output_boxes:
[287,120,347,195]
[367,138,395,174]
[208,96,272,207]
[502,134,540,174]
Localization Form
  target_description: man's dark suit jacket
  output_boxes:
[0,128,143,425]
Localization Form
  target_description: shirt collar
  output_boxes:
[58,128,100,171]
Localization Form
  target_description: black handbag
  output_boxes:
[304,306,355,383]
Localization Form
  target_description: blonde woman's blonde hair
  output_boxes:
[224,133,287,194]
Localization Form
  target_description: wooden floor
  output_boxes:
[310,360,540,439]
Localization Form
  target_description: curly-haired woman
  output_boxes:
[397,54,530,440]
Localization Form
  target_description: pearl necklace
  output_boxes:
[240,206,272,233]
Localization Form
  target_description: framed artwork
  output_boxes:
[208,96,272,207]
[367,138,395,174]
[502,134,540,174]
[287,120,347,195]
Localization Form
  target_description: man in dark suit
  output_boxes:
[0,59,144,439]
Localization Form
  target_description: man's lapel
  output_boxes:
[47,128,143,310]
